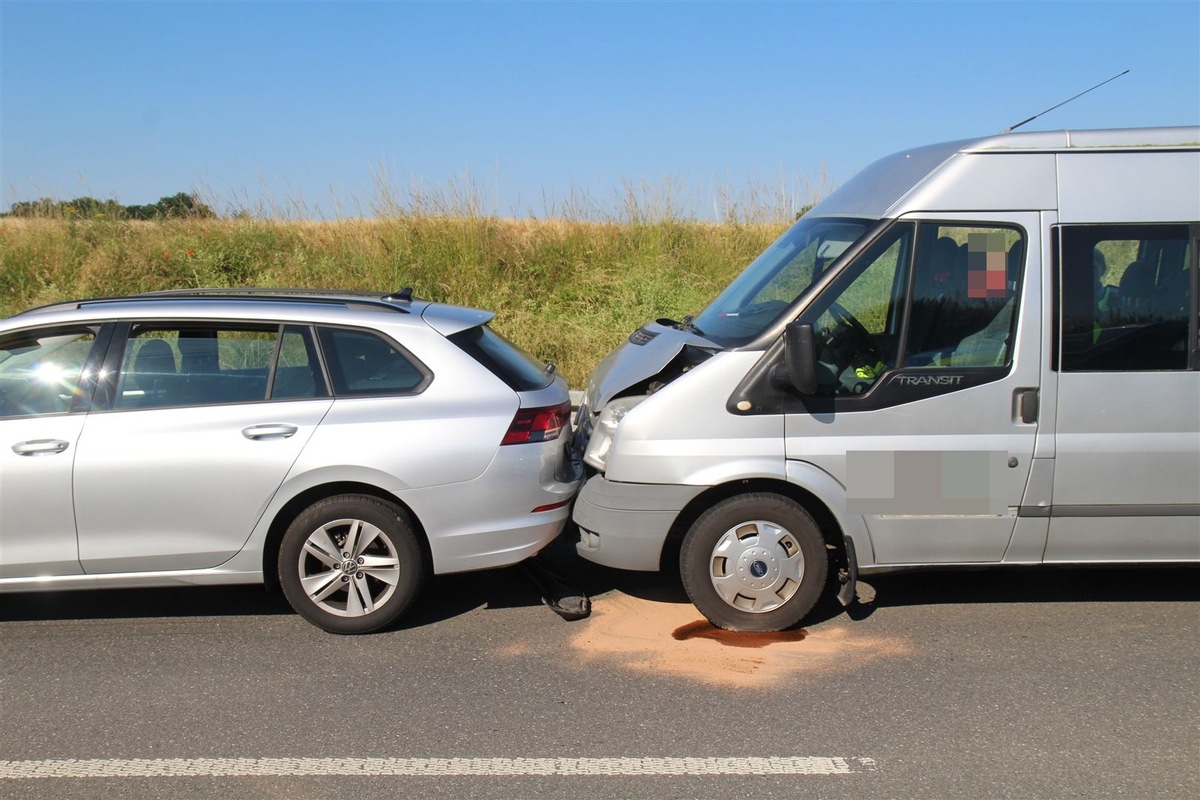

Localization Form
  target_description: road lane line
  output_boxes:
[0,756,877,779]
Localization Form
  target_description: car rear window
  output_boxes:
[448,325,553,391]
[317,327,430,396]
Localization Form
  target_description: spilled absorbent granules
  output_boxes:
[570,593,911,688]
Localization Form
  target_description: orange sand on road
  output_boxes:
[567,593,912,688]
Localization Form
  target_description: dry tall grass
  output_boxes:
[0,214,788,386]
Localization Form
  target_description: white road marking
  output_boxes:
[0,756,877,779]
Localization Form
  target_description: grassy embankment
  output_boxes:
[0,215,787,386]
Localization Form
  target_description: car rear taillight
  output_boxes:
[501,401,570,446]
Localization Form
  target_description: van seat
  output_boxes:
[946,298,1013,367]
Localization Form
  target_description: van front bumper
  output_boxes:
[572,474,706,571]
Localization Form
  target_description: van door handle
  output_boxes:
[1015,389,1039,424]
[241,424,298,440]
[12,439,70,456]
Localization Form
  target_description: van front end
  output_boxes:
[571,341,818,625]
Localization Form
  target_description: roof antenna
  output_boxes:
[1002,69,1129,134]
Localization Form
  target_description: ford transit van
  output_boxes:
[572,126,1200,631]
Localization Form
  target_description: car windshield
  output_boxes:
[690,216,873,348]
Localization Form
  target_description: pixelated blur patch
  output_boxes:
[967,231,1009,299]
[846,450,1007,515]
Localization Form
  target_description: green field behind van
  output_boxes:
[0,216,787,386]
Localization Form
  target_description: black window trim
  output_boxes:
[1190,224,1200,371]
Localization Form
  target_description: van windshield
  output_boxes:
[690,216,872,348]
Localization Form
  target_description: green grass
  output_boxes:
[0,215,787,386]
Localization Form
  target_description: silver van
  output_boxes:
[572,126,1200,631]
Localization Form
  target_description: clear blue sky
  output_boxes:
[3,0,1198,219]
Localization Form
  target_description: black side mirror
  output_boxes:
[783,322,819,395]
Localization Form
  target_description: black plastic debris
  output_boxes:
[519,555,591,621]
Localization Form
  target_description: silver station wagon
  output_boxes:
[0,289,578,633]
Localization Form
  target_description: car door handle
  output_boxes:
[241,424,299,440]
[12,439,71,456]
[1015,388,1039,424]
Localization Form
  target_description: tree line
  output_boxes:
[3,192,216,220]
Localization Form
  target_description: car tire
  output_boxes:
[278,495,425,634]
[680,493,827,632]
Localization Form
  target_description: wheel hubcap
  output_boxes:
[298,518,402,617]
[708,520,804,613]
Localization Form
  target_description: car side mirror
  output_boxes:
[771,321,818,395]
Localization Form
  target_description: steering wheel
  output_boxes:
[825,302,880,359]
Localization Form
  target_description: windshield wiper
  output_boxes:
[663,315,705,337]
[682,316,706,336]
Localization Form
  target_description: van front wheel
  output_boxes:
[680,493,827,632]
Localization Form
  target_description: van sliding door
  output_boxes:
[1047,223,1200,562]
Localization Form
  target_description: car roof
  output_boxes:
[4,288,495,335]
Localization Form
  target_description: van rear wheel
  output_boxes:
[680,493,827,632]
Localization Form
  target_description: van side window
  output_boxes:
[904,225,1023,370]
[800,223,911,395]
[1058,225,1192,371]
[798,222,1024,396]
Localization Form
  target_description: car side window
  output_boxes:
[115,325,287,409]
[0,328,98,417]
[317,327,428,396]
[1058,224,1193,371]
[271,325,329,399]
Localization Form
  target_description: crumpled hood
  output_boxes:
[584,320,717,410]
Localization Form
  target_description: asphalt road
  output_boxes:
[1,541,1196,800]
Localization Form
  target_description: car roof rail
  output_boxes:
[137,286,376,299]
[136,287,421,312]
[13,287,422,317]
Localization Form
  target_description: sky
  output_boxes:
[2,0,1198,219]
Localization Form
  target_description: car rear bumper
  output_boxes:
[413,435,579,574]
[430,506,572,574]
